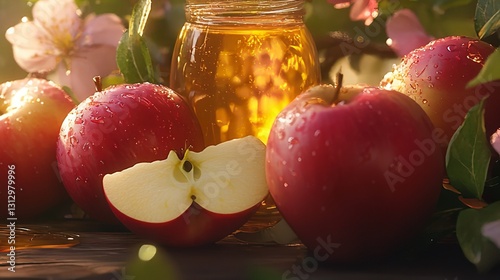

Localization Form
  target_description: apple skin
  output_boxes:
[109,202,260,247]
[381,36,500,149]
[0,78,75,219]
[266,85,445,262]
[56,83,204,223]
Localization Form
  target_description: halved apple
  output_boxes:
[103,136,269,247]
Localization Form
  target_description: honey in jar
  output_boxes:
[170,0,321,146]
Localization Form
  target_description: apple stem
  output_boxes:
[93,76,103,92]
[333,71,343,103]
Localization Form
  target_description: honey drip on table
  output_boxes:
[0,225,79,252]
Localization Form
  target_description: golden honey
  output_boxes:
[170,1,320,145]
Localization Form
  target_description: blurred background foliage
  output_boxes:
[0,0,484,85]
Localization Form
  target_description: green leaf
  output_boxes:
[446,98,491,199]
[475,0,500,39]
[129,0,151,37]
[115,0,157,84]
[62,86,80,105]
[116,31,157,84]
[467,48,500,88]
[456,201,500,272]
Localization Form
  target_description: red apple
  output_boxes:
[0,78,75,219]
[102,136,269,247]
[266,84,445,262]
[381,36,500,149]
[56,82,204,223]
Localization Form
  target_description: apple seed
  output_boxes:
[183,160,193,173]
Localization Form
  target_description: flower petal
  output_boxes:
[482,219,500,249]
[350,0,377,23]
[5,22,58,72]
[386,9,434,57]
[328,0,352,9]
[54,45,119,101]
[78,13,125,47]
[491,129,500,156]
[32,0,82,40]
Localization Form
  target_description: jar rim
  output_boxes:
[185,0,306,26]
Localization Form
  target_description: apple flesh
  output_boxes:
[56,82,204,223]
[0,78,75,219]
[381,36,500,149]
[266,84,445,262]
[103,136,269,247]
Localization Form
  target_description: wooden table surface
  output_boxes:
[1,219,500,280]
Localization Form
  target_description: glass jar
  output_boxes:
[169,0,321,231]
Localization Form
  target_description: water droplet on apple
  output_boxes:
[75,117,84,124]
[288,137,299,149]
[297,157,302,162]
[90,116,105,124]
[446,45,457,52]
[422,99,428,105]
[314,130,321,137]
[82,142,90,151]
[76,176,82,182]
[277,129,285,140]
[285,111,296,125]
[467,42,484,64]
[295,117,306,132]
[69,136,79,146]
[281,160,287,166]
[284,182,289,188]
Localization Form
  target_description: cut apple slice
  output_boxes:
[102,135,269,246]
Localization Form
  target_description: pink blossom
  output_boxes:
[491,129,500,156]
[328,0,378,25]
[385,9,434,57]
[5,0,125,102]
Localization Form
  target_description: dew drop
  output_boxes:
[466,41,484,64]
[281,160,287,166]
[288,137,299,149]
[446,45,457,52]
[297,157,302,162]
[296,117,306,132]
[69,136,79,146]
[314,130,321,137]
[422,99,428,105]
[284,182,289,188]
[74,117,84,124]
[277,129,285,140]
[90,116,105,124]
[82,142,90,151]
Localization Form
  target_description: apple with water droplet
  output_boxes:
[381,36,500,150]
[266,78,445,262]
[0,78,75,219]
[56,81,204,223]
[103,135,269,246]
